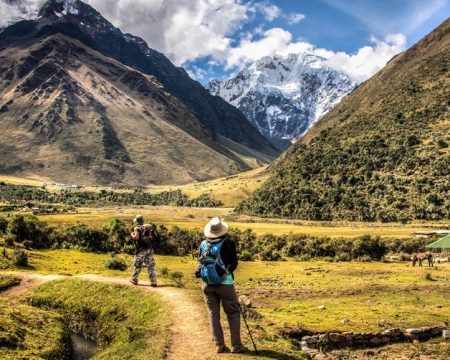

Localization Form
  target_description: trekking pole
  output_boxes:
[238,303,258,355]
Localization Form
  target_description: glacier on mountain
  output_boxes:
[206,53,355,148]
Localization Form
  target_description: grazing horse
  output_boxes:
[412,253,433,267]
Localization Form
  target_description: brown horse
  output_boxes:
[412,253,433,267]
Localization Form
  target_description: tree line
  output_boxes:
[0,183,223,207]
[0,215,431,262]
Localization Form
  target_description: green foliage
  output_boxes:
[169,271,185,287]
[0,216,7,234]
[158,267,185,287]
[0,184,222,208]
[237,34,450,222]
[105,255,127,271]
[12,248,28,266]
[0,215,429,262]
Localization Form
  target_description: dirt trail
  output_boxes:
[1,273,62,297]
[76,274,219,360]
[2,273,252,360]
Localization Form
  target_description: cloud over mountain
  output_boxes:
[2,0,445,83]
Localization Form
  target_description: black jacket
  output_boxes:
[218,237,238,274]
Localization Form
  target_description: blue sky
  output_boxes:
[182,0,450,83]
[2,0,449,83]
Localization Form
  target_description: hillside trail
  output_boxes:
[2,273,263,360]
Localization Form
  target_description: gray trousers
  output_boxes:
[131,249,157,285]
[202,283,242,347]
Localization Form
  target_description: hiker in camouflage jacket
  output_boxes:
[130,215,157,287]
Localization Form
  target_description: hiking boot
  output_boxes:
[216,345,230,353]
[129,278,138,285]
[231,344,249,353]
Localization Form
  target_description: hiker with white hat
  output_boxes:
[195,217,248,354]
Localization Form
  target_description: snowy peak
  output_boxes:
[39,0,79,15]
[206,53,355,148]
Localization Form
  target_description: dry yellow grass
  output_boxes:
[37,205,445,238]
[0,166,268,206]
[0,174,54,187]
[144,166,269,206]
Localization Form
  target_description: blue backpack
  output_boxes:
[199,239,228,285]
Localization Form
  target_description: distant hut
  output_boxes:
[426,234,450,262]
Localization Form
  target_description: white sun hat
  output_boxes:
[204,217,229,238]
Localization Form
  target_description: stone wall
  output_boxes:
[280,325,446,359]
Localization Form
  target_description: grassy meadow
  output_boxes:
[1,172,449,358]
[3,250,450,333]
[34,205,446,238]
[2,250,450,358]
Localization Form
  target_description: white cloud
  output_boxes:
[0,2,20,27]
[224,28,406,83]
[287,12,306,25]
[0,0,46,26]
[186,65,207,81]
[0,0,407,83]
[258,3,282,22]
[84,0,249,65]
[324,33,406,83]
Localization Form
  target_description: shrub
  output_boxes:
[351,236,387,260]
[170,271,185,287]
[104,218,130,253]
[259,249,283,261]
[158,267,184,287]
[159,267,170,277]
[0,216,8,234]
[295,254,312,262]
[4,234,15,247]
[357,255,373,262]
[105,256,127,271]
[334,252,352,262]
[13,248,28,266]
[239,250,254,261]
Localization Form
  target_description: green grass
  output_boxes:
[26,278,170,360]
[3,249,450,358]
[9,249,450,334]
[0,275,20,292]
[0,298,70,360]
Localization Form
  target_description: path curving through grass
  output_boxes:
[2,273,274,360]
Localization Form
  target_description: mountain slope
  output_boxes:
[0,34,251,185]
[206,53,355,150]
[1,0,277,156]
[237,18,450,222]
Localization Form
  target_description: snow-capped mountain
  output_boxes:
[206,53,355,149]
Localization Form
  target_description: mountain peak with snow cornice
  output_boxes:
[206,52,356,149]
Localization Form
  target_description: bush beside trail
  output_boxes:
[0,215,432,262]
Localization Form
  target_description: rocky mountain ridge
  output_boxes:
[207,53,355,149]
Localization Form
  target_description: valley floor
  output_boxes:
[35,205,446,238]
[2,251,450,359]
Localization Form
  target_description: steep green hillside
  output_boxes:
[237,18,450,222]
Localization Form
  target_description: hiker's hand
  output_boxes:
[195,270,201,278]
